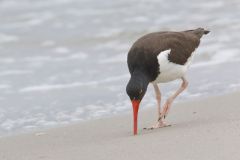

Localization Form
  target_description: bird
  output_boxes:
[126,28,210,135]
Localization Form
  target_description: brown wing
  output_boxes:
[127,29,208,81]
[130,31,201,65]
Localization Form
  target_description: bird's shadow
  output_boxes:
[139,116,223,136]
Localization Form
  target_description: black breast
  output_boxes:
[127,46,160,82]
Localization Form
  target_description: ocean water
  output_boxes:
[0,0,240,136]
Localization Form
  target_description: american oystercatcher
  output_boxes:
[126,28,210,135]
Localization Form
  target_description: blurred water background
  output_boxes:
[0,0,240,136]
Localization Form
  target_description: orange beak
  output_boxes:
[131,100,140,135]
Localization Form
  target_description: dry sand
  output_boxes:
[1,91,240,160]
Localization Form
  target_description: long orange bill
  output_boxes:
[131,100,140,135]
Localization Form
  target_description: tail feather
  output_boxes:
[190,28,210,38]
[203,29,210,34]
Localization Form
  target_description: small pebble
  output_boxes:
[35,132,46,136]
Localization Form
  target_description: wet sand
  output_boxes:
[1,91,240,160]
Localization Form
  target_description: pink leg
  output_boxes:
[153,84,161,118]
[161,77,189,119]
[144,84,169,130]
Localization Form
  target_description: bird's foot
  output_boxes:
[143,120,171,130]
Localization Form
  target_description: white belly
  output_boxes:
[153,49,193,83]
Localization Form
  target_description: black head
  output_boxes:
[126,71,149,101]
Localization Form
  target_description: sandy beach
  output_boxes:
[1,0,240,160]
[1,0,240,136]
[1,91,240,160]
